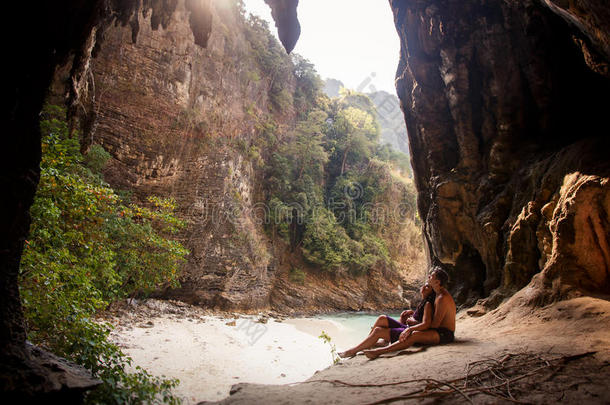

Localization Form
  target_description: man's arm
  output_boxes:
[430,294,449,328]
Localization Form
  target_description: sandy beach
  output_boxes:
[105,300,366,404]
[105,295,610,404]
[219,294,610,404]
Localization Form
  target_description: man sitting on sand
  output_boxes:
[362,267,456,359]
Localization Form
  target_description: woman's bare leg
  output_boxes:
[374,339,389,347]
[368,316,391,347]
[338,326,392,358]
[369,315,390,334]
[363,330,440,359]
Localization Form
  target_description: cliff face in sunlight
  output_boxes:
[3,0,609,398]
[58,0,287,310]
[51,0,423,313]
[389,0,610,306]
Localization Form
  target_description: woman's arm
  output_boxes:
[399,302,432,341]
[400,309,414,324]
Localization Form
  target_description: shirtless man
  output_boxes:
[363,267,456,359]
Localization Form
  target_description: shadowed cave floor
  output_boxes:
[209,295,610,404]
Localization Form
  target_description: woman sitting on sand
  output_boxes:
[338,283,436,358]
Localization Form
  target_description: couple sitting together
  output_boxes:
[339,267,456,359]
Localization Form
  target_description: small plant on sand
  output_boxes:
[318,331,340,364]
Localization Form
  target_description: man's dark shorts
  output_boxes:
[430,327,454,344]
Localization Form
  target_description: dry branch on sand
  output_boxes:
[307,351,597,404]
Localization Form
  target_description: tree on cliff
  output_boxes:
[332,106,379,175]
[262,69,413,274]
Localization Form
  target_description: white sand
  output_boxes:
[217,296,610,404]
[108,313,345,404]
[106,296,610,404]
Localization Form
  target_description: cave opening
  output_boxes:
[3,0,610,401]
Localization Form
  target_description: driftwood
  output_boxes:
[306,351,597,404]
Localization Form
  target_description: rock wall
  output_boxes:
[64,0,283,309]
[5,0,608,397]
[389,0,610,305]
[1,0,212,397]
[57,0,422,312]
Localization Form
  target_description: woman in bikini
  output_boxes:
[338,283,436,358]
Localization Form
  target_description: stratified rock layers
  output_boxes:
[76,0,279,309]
[390,0,610,304]
[1,0,210,398]
[66,0,420,312]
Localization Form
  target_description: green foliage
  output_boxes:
[85,144,112,174]
[20,105,186,404]
[292,53,323,118]
[106,196,188,299]
[330,106,379,176]
[53,318,180,405]
[270,86,293,112]
[375,143,412,177]
[286,109,329,183]
[262,85,409,275]
[318,331,340,365]
[302,208,356,272]
[238,17,419,277]
[243,15,294,113]
[288,267,306,284]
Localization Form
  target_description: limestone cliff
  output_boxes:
[389,0,610,305]
[61,0,288,310]
[270,0,610,306]
[1,0,212,398]
[264,0,610,306]
[53,0,423,312]
[3,0,610,398]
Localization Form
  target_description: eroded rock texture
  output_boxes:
[54,0,422,312]
[66,0,284,309]
[1,0,211,398]
[2,343,100,403]
[540,0,610,77]
[264,0,300,53]
[390,0,610,304]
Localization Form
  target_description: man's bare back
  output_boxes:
[425,269,456,345]
[432,287,456,331]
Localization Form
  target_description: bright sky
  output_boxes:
[243,0,401,94]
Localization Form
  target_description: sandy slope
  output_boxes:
[214,295,610,404]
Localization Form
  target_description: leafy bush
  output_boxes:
[20,105,186,403]
[106,196,188,299]
[288,267,306,284]
[302,208,356,272]
[85,144,112,174]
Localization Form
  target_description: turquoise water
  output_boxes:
[310,311,403,349]
[317,311,402,335]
